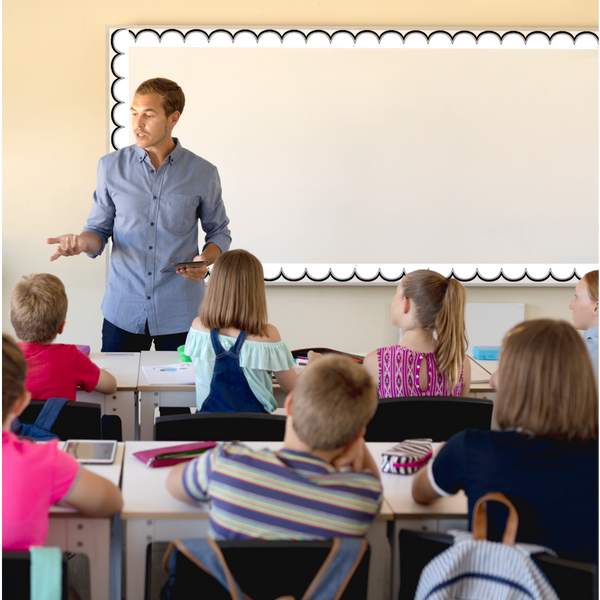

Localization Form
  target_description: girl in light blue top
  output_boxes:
[569,270,599,381]
[184,249,298,412]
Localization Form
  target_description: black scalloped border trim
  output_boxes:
[263,268,582,284]
[109,27,598,151]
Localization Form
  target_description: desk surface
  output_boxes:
[50,442,125,516]
[89,352,141,391]
[122,441,395,520]
[138,351,195,392]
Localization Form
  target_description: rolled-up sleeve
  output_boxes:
[82,158,116,257]
[199,167,231,254]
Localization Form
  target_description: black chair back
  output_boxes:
[146,540,370,600]
[398,529,598,600]
[19,400,102,440]
[365,396,493,442]
[154,412,287,441]
[3,551,68,600]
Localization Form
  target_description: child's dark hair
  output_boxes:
[3,333,27,423]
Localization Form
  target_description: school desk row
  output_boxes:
[78,352,497,442]
[48,441,468,600]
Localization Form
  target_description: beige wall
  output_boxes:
[3,1,597,351]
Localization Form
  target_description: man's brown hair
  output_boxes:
[10,274,68,344]
[135,78,185,116]
[3,334,27,423]
[496,319,598,441]
[200,250,268,337]
[292,355,378,451]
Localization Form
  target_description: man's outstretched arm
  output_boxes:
[47,232,102,262]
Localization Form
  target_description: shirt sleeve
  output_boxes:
[428,432,467,497]
[198,167,231,254]
[72,347,101,393]
[182,446,218,502]
[82,157,116,257]
[50,443,82,504]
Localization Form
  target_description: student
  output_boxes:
[2,334,123,551]
[184,249,297,413]
[569,269,599,380]
[363,270,471,398]
[166,354,382,539]
[9,274,117,401]
[412,320,598,563]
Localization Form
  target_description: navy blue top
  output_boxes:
[430,429,598,563]
[83,139,231,336]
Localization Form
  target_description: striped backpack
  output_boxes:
[415,493,559,600]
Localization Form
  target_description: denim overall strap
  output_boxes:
[202,330,266,413]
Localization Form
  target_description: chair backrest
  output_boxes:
[146,539,370,600]
[2,551,68,600]
[398,529,598,600]
[154,412,287,441]
[19,400,102,440]
[365,396,493,442]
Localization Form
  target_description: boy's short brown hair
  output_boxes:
[10,274,68,344]
[496,319,598,441]
[135,78,185,117]
[291,355,378,451]
[3,334,27,423]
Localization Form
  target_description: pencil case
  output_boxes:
[291,348,364,364]
[133,442,217,468]
[381,439,433,475]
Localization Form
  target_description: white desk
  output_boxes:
[368,442,468,600]
[76,353,141,440]
[121,441,394,600]
[47,443,125,600]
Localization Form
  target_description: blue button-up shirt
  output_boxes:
[83,139,231,336]
[584,325,599,381]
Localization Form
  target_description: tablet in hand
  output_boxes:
[160,261,208,274]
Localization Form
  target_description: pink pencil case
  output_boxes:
[380,439,433,475]
[133,442,218,468]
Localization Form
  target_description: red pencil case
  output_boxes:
[133,442,218,468]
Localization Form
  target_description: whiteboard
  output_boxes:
[465,302,525,352]
[108,27,599,284]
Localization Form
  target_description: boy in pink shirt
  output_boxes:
[2,334,123,551]
[10,273,116,401]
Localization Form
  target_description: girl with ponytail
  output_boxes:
[569,270,600,384]
[363,270,471,397]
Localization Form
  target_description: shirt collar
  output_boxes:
[584,325,599,340]
[134,137,182,164]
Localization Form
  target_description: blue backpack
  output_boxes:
[10,397,69,441]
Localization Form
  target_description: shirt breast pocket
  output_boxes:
[160,194,200,235]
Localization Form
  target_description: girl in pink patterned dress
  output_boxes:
[363,270,471,397]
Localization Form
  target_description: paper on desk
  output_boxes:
[142,363,195,385]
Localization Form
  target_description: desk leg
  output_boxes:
[366,520,391,600]
[47,517,111,600]
[105,391,137,441]
[125,518,210,600]
[139,391,160,441]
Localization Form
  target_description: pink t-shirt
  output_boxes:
[2,430,80,550]
[377,345,464,398]
[20,343,100,401]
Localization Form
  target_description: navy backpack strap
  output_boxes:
[302,538,368,600]
[34,397,70,431]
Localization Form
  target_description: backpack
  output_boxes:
[415,492,560,600]
[10,397,69,441]
[161,537,368,600]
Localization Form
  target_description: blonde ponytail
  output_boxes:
[402,271,468,391]
[434,278,468,391]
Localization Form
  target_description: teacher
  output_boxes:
[47,78,231,352]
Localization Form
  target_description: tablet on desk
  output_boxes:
[160,261,207,274]
[64,440,117,464]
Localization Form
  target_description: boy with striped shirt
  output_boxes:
[166,355,382,540]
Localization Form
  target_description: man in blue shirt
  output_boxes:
[47,78,231,352]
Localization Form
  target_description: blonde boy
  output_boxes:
[10,274,116,401]
[167,355,382,540]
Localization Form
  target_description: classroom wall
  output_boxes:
[2,0,597,352]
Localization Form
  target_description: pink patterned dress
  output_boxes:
[376,345,464,398]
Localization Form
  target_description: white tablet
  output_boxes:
[64,440,117,464]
